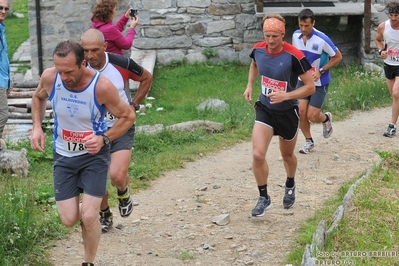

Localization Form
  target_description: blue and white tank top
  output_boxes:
[49,71,107,157]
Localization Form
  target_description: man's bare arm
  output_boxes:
[30,68,55,151]
[131,69,152,105]
[375,22,385,50]
[243,60,259,102]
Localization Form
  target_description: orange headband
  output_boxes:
[263,18,285,35]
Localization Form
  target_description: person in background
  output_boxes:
[0,0,11,149]
[292,8,342,154]
[243,14,315,216]
[375,1,399,138]
[30,40,135,266]
[81,28,152,233]
[91,0,138,55]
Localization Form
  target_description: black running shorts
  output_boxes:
[254,101,299,141]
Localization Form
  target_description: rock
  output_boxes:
[211,213,230,226]
[0,146,29,177]
[196,98,228,111]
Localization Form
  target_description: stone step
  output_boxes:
[129,48,156,93]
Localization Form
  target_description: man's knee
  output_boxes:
[81,211,99,227]
[253,151,266,164]
[59,212,79,227]
[110,171,128,187]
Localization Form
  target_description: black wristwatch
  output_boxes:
[319,67,326,75]
[378,49,383,55]
[131,102,140,111]
[101,134,110,145]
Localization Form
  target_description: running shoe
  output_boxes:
[383,123,396,138]
[251,196,272,217]
[118,187,133,217]
[99,209,113,233]
[283,185,296,209]
[82,263,94,266]
[299,141,314,154]
[322,112,333,138]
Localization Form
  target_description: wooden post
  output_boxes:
[364,0,371,54]
[255,0,263,12]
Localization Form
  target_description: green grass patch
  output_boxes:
[325,64,391,121]
[322,152,399,265]
[285,152,399,266]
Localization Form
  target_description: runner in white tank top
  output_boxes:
[81,28,153,233]
[376,1,399,138]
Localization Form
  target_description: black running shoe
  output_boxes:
[251,196,272,217]
[99,209,113,233]
[118,187,133,217]
[283,185,296,209]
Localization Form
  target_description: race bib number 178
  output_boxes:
[61,129,92,152]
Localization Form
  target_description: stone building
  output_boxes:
[27,0,388,80]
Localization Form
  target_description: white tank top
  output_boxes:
[384,20,399,66]
[49,71,107,157]
[88,53,129,127]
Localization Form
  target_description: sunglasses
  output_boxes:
[0,6,9,11]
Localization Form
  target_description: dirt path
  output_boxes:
[50,107,397,266]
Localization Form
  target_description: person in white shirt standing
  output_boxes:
[292,9,342,154]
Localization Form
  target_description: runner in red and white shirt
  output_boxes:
[243,14,315,217]
[81,28,152,233]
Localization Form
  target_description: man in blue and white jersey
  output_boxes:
[292,8,342,154]
[30,40,136,266]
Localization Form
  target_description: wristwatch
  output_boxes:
[319,67,326,75]
[378,49,383,55]
[101,134,110,145]
[131,102,140,111]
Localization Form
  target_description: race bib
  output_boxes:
[387,49,399,61]
[261,76,288,96]
[61,129,92,152]
[105,111,117,121]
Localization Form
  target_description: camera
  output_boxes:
[130,9,138,18]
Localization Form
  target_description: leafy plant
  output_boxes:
[202,48,219,59]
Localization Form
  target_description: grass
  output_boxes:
[284,151,399,266]
[179,250,195,260]
[324,64,391,121]
[2,0,397,263]
[323,151,399,265]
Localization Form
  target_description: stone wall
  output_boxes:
[27,0,387,80]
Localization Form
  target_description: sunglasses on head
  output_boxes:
[0,6,9,11]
